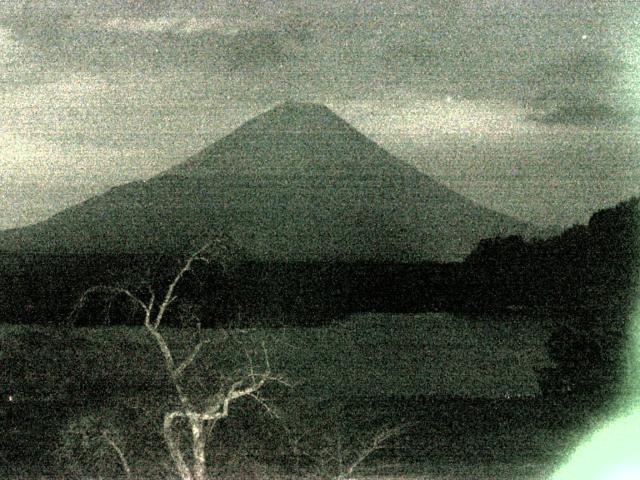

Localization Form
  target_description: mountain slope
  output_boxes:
[0,102,537,262]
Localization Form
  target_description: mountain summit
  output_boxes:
[171,101,416,178]
[0,103,536,261]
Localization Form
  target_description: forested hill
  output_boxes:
[462,196,639,312]
[460,197,639,398]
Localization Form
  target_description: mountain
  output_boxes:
[0,102,538,262]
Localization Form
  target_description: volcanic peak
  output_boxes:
[236,101,356,136]
[172,101,414,178]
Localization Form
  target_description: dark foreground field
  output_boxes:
[0,316,613,479]
[0,394,610,479]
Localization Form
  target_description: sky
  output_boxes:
[0,0,639,229]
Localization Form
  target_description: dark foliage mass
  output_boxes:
[464,197,639,310]
[1,198,636,327]
[0,254,465,327]
[465,197,639,399]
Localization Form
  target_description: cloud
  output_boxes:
[100,15,262,35]
[531,100,637,127]
[526,51,638,126]
[0,26,21,65]
[2,4,313,76]
[382,38,440,72]
[217,29,299,71]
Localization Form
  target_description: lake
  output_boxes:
[266,312,553,398]
[2,311,553,401]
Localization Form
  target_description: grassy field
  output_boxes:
[1,312,552,399]
[0,312,590,479]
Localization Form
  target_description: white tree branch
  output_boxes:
[76,285,150,317]
[101,430,132,480]
[174,339,210,378]
[339,425,403,479]
[155,243,212,328]
[163,411,192,480]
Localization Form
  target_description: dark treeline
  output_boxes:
[463,196,639,312]
[0,254,468,327]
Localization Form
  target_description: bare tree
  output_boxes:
[335,425,404,479]
[286,412,405,480]
[75,242,287,480]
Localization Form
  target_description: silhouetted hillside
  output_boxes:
[0,196,636,331]
[463,196,639,311]
[462,197,639,398]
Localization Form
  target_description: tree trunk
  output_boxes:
[164,412,193,480]
[191,418,208,480]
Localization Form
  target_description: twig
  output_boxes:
[174,339,211,378]
[338,425,404,479]
[102,430,132,480]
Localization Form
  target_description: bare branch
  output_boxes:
[163,411,191,480]
[202,370,270,421]
[248,392,281,419]
[339,425,404,479]
[174,339,210,378]
[155,242,212,328]
[145,324,176,371]
[143,291,156,328]
[75,240,286,480]
[261,341,271,373]
[101,430,132,480]
[71,285,149,323]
